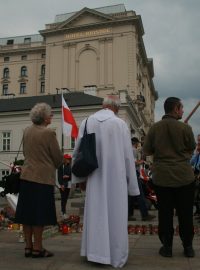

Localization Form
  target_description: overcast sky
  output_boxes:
[0,0,199,137]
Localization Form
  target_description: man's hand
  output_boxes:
[60,185,65,191]
[135,160,144,166]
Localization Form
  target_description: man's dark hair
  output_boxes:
[164,97,181,114]
[131,137,140,144]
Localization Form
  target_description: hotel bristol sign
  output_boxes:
[65,28,112,40]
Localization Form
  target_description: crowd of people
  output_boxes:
[128,137,155,222]
[13,95,199,267]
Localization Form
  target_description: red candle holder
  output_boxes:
[128,225,133,234]
[134,225,141,234]
[141,225,147,234]
[62,224,70,234]
[148,224,153,234]
[8,223,13,230]
[153,225,158,234]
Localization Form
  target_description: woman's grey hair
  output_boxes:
[103,95,121,109]
[30,103,52,125]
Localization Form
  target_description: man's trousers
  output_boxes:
[154,182,195,248]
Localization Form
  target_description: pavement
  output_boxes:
[0,192,200,270]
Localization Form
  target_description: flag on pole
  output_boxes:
[62,94,78,138]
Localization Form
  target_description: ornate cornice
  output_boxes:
[1,78,10,84]
[17,76,28,83]
[40,16,143,37]
[0,45,45,56]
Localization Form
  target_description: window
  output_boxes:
[2,132,11,151]
[21,55,27,60]
[41,53,46,58]
[21,66,27,77]
[41,65,45,75]
[24,37,31,44]
[4,56,10,62]
[71,137,76,149]
[7,39,14,45]
[20,83,26,94]
[2,84,8,95]
[40,82,45,93]
[3,68,9,78]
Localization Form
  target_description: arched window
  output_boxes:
[41,65,45,75]
[21,66,27,77]
[3,68,9,78]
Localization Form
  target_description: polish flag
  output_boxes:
[62,94,78,138]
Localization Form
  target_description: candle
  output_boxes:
[62,224,70,234]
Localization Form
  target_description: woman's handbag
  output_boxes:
[72,118,98,177]
[2,141,23,196]
[3,172,20,195]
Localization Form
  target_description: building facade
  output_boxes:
[0,4,158,178]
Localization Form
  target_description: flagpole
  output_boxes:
[61,90,64,154]
[184,100,200,124]
[61,90,79,149]
[61,132,64,153]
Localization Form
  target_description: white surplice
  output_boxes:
[72,109,139,268]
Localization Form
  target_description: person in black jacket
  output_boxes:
[57,154,72,219]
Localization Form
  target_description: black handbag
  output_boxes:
[72,118,98,177]
[3,171,21,195]
[1,140,23,196]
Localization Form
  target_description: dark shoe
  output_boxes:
[159,246,172,257]
[25,248,32,258]
[142,214,156,221]
[32,249,54,258]
[184,246,195,258]
[128,216,136,221]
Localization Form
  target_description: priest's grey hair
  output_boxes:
[103,95,121,109]
[30,103,51,125]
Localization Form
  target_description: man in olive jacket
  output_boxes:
[143,97,196,258]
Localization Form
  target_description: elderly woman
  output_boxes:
[15,103,63,258]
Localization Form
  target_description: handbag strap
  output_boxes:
[15,138,23,162]
[83,118,88,135]
[12,138,23,172]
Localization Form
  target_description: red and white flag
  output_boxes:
[62,94,78,138]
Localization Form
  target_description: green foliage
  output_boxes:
[14,159,24,166]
